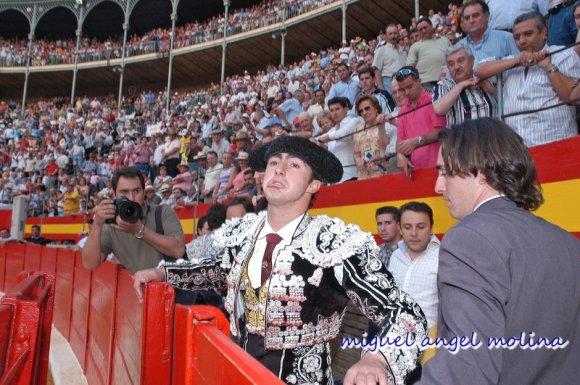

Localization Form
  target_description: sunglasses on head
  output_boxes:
[395,68,419,81]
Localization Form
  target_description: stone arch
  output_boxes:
[0,8,30,39]
[35,6,77,40]
[83,0,125,40]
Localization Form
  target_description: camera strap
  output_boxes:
[154,205,172,262]
[154,204,186,261]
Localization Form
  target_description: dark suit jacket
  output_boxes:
[419,197,580,385]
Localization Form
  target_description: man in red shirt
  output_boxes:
[395,66,446,176]
[44,157,59,189]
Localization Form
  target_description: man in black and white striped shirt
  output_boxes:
[432,45,498,125]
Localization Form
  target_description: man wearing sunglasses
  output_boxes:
[394,66,446,177]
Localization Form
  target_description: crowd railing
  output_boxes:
[0,0,336,68]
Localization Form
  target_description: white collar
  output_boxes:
[259,213,305,243]
[473,194,504,212]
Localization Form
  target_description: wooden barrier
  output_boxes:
[172,305,284,385]
[54,249,76,341]
[0,272,55,385]
[3,243,25,292]
[111,272,174,385]
[69,252,92,373]
[0,244,176,385]
[85,262,118,385]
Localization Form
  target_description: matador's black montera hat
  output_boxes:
[249,136,343,184]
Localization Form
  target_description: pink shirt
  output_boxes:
[397,91,446,169]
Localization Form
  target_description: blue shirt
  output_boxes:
[328,78,360,106]
[278,98,303,127]
[488,0,549,30]
[457,29,519,66]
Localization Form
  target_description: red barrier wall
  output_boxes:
[0,304,12,377]
[70,253,92,373]
[4,243,26,292]
[111,274,175,385]
[53,249,76,341]
[85,262,118,385]
[139,282,174,385]
[172,305,284,385]
[0,246,5,293]
[1,272,55,385]
[39,248,57,276]
[23,244,42,274]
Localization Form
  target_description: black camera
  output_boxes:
[105,197,143,224]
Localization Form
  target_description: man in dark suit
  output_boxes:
[420,117,580,384]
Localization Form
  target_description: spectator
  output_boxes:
[394,66,446,176]
[24,225,48,245]
[356,66,396,115]
[313,96,362,182]
[225,197,255,219]
[548,0,579,46]
[81,167,184,273]
[475,11,580,146]
[62,182,81,215]
[488,0,549,31]
[144,184,161,205]
[457,0,519,67]
[327,62,360,107]
[388,201,439,330]
[353,95,390,179]
[162,129,181,177]
[432,45,498,125]
[407,17,451,92]
[209,128,231,159]
[373,24,407,93]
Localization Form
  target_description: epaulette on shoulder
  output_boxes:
[213,211,264,247]
[300,215,378,267]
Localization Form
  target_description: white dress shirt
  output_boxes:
[388,235,440,329]
[248,213,305,288]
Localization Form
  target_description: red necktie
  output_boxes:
[261,233,283,285]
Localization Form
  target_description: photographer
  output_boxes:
[82,167,185,273]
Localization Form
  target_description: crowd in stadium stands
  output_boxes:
[0,0,333,67]
[0,0,579,224]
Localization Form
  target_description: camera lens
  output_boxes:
[117,197,142,223]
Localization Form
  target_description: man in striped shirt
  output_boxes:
[476,11,580,146]
[432,45,498,125]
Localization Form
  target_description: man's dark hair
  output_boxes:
[205,203,227,230]
[314,88,326,97]
[376,206,400,223]
[327,96,352,109]
[207,150,218,158]
[357,66,375,79]
[228,197,255,214]
[243,168,255,176]
[31,225,40,231]
[439,117,543,211]
[460,0,489,17]
[196,216,207,234]
[400,201,434,226]
[514,11,546,31]
[112,167,145,191]
[417,17,433,26]
[336,61,349,71]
